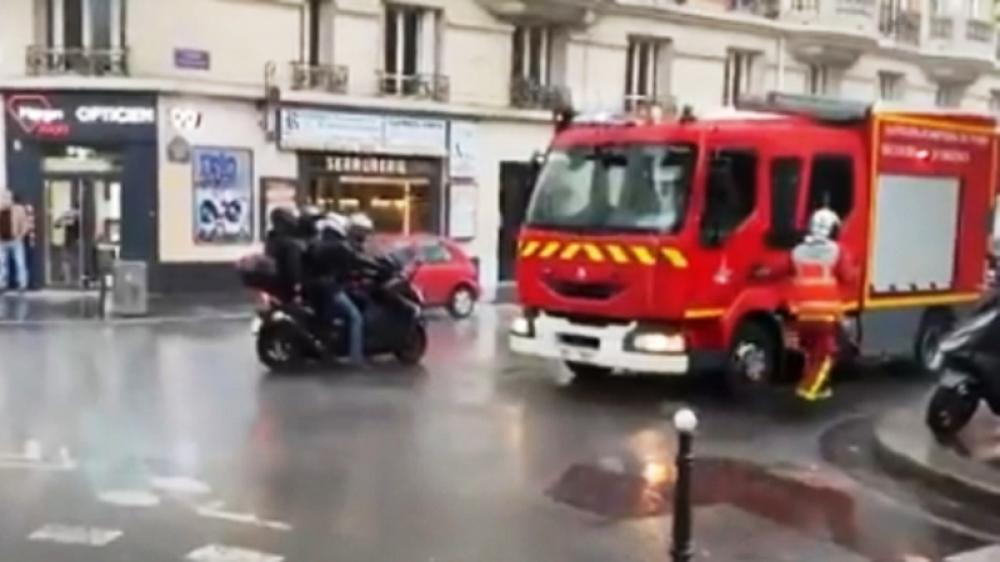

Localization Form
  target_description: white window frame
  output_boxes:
[935,84,963,107]
[383,4,441,92]
[45,0,124,49]
[512,25,552,86]
[723,49,758,106]
[625,36,671,110]
[806,64,833,96]
[877,71,904,101]
[989,89,1000,113]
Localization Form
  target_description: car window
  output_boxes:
[421,242,452,264]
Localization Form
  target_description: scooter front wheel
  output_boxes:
[394,323,428,366]
[257,324,307,372]
[926,382,979,439]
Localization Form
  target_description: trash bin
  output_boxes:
[112,261,148,317]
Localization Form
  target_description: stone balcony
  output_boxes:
[782,0,879,65]
[474,0,602,23]
[920,15,996,82]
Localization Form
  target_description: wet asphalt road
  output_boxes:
[0,305,996,561]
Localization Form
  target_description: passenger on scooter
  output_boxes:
[346,212,375,253]
[305,213,377,367]
[263,207,305,303]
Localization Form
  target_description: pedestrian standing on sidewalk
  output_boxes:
[0,190,31,293]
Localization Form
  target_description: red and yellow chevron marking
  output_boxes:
[518,240,688,269]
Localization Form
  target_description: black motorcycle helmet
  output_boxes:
[269,207,298,236]
[297,206,324,239]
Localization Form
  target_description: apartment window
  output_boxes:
[806,64,835,96]
[625,37,671,111]
[878,71,903,101]
[383,4,441,95]
[935,84,963,108]
[43,0,124,49]
[990,90,1000,113]
[512,26,551,86]
[723,49,758,106]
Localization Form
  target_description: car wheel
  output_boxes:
[723,320,781,401]
[915,309,954,373]
[447,285,477,319]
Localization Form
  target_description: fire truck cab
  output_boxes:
[510,93,998,393]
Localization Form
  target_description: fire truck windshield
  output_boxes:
[526,143,697,233]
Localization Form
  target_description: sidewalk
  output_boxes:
[0,290,254,324]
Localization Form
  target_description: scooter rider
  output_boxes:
[346,212,374,253]
[263,207,306,303]
[305,212,377,367]
[790,207,856,401]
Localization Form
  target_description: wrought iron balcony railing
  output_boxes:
[290,62,349,94]
[377,72,450,102]
[510,76,572,110]
[26,45,129,76]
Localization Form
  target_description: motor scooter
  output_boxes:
[924,291,1000,439]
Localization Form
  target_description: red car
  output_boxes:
[375,234,481,319]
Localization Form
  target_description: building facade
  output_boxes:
[0,0,997,297]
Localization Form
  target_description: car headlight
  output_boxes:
[510,317,533,337]
[632,333,685,354]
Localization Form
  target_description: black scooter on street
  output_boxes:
[925,290,1000,439]
[239,253,427,372]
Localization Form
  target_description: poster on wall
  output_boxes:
[449,121,479,180]
[192,147,254,244]
[449,181,477,240]
[260,177,300,235]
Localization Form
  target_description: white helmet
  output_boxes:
[348,212,374,233]
[317,212,348,239]
[808,208,841,241]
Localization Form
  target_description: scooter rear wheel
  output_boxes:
[926,383,979,439]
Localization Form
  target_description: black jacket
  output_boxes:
[264,230,305,300]
[304,236,378,290]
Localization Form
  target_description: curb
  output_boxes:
[873,404,1000,510]
[0,312,254,328]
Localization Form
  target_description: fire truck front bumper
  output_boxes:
[508,313,692,375]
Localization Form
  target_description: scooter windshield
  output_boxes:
[939,307,999,353]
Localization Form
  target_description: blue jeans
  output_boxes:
[0,240,27,291]
[332,291,364,364]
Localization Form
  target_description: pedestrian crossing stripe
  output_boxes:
[518,240,688,268]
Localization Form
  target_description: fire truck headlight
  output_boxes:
[632,333,685,354]
[510,317,534,337]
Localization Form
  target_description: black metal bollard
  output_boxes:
[670,408,698,562]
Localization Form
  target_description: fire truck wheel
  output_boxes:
[565,361,611,383]
[724,320,780,399]
[915,308,955,373]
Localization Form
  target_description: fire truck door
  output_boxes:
[696,149,767,305]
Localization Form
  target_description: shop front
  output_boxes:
[4,91,157,289]
[278,107,448,237]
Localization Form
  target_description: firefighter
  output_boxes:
[790,207,853,401]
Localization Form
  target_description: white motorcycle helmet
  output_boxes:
[808,207,841,241]
[317,212,349,240]
[347,213,374,246]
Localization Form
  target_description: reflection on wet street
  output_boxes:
[0,305,995,561]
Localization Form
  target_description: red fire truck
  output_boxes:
[509,93,998,395]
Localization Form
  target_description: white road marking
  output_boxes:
[97,489,162,508]
[149,476,212,495]
[28,524,122,546]
[185,544,284,562]
[195,503,292,532]
[0,446,77,472]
